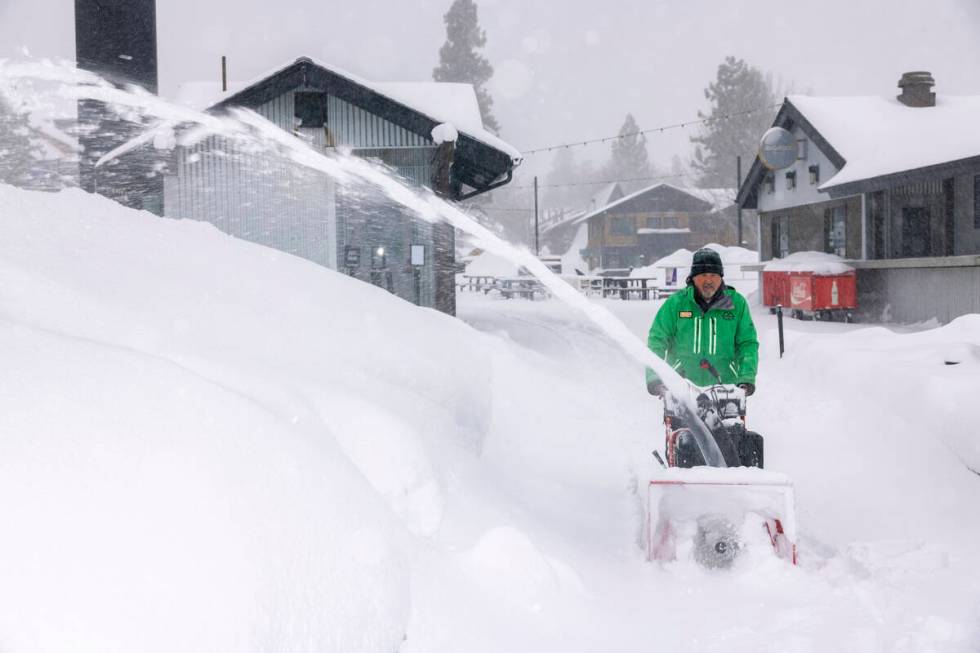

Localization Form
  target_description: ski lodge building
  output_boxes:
[736,72,980,324]
[162,57,521,316]
[575,182,750,272]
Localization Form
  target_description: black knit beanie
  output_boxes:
[689,247,724,278]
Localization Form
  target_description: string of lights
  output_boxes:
[519,102,783,156]
[509,170,698,190]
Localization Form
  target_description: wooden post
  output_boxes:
[430,141,457,316]
[736,155,743,246]
[533,176,539,256]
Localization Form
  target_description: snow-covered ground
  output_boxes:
[1,184,979,652]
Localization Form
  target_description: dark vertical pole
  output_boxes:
[776,304,785,358]
[221,55,227,92]
[533,175,540,256]
[736,155,743,246]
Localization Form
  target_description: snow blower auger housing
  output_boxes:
[646,382,798,568]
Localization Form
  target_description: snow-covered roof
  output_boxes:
[654,243,759,268]
[173,57,521,164]
[587,181,622,211]
[763,251,854,275]
[637,227,691,235]
[788,94,980,190]
[540,182,622,236]
[572,182,735,225]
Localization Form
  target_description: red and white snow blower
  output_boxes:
[646,361,797,569]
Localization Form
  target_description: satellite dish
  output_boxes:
[759,127,797,170]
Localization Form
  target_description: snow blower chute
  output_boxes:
[646,379,797,568]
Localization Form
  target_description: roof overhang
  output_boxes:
[208,57,519,201]
[821,154,980,197]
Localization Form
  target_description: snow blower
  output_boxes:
[646,367,797,569]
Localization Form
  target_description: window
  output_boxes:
[824,206,846,257]
[646,216,661,229]
[809,165,820,185]
[371,246,387,269]
[797,139,808,160]
[771,216,789,258]
[294,91,327,128]
[611,217,634,235]
[663,216,679,228]
[901,207,930,257]
[975,175,980,229]
[869,191,885,259]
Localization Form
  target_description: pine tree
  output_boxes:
[690,56,778,188]
[432,0,500,135]
[605,113,652,192]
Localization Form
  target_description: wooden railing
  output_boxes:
[458,274,680,301]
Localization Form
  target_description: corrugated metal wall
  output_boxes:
[857,265,980,324]
[165,87,442,310]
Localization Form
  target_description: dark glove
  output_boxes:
[647,381,667,396]
[738,383,756,397]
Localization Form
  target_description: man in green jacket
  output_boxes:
[646,248,759,396]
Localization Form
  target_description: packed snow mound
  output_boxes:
[431,122,459,145]
[0,183,499,652]
[632,243,758,277]
[464,250,520,277]
[763,251,854,274]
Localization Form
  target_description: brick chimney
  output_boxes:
[897,71,936,108]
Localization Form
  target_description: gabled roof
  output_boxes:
[187,57,522,199]
[573,182,734,225]
[540,181,623,236]
[587,181,624,212]
[737,93,980,207]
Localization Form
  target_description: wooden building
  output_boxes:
[164,57,521,315]
[575,182,750,272]
[737,72,980,323]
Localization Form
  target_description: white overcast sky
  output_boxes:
[2,0,980,178]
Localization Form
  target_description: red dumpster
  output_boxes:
[762,270,791,310]
[787,271,856,320]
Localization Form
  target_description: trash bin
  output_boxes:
[762,270,791,312]
[787,271,856,321]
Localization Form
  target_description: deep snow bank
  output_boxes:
[0,184,496,652]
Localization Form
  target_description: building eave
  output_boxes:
[822,154,980,198]
[208,57,518,200]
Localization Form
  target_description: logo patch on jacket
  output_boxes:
[678,311,693,318]
[723,311,735,320]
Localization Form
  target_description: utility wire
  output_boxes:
[509,170,698,190]
[519,102,783,156]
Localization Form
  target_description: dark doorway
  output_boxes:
[901,207,930,257]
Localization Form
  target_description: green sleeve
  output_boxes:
[734,297,759,384]
[645,300,677,385]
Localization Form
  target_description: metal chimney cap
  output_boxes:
[897,71,936,107]
[898,71,936,88]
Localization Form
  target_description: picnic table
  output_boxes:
[601,277,661,300]
[495,276,549,300]
[457,275,497,293]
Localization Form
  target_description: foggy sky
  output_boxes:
[2,0,979,181]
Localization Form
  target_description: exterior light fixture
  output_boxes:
[809,164,820,185]
[765,174,775,194]
[785,171,796,190]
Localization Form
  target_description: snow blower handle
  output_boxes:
[699,358,722,383]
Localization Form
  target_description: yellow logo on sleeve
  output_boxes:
[679,311,693,318]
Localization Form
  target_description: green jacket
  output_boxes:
[646,285,759,387]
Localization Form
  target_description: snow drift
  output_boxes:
[1,183,979,653]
